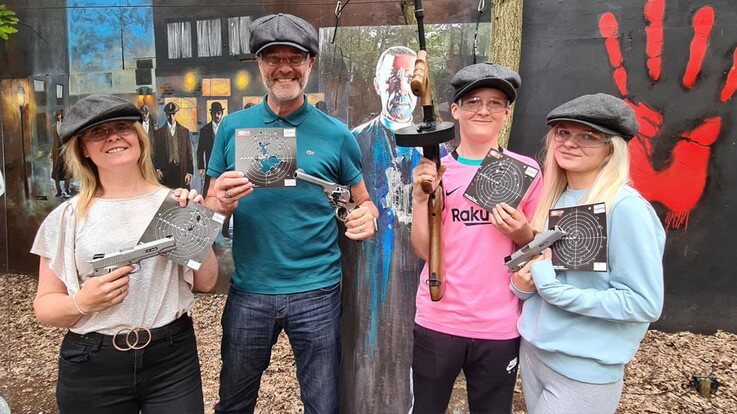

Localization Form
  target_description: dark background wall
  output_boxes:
[509,0,737,333]
[0,0,734,329]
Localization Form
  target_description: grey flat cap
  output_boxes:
[59,94,142,144]
[546,93,638,140]
[451,63,521,103]
[249,13,319,56]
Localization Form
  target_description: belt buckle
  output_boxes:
[112,326,152,351]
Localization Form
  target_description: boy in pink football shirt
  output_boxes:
[409,63,542,413]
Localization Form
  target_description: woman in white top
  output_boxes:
[31,94,217,414]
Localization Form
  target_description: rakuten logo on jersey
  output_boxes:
[451,207,490,226]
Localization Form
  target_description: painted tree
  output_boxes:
[0,4,19,40]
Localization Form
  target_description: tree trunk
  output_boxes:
[489,0,524,148]
[399,0,417,25]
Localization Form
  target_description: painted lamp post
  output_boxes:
[16,85,29,199]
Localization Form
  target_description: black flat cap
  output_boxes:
[59,94,142,144]
[546,93,638,140]
[451,63,521,103]
[249,13,319,56]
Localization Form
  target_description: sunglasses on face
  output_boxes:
[82,121,136,142]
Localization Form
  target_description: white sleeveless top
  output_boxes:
[31,187,195,335]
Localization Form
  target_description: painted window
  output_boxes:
[228,16,251,55]
[197,19,222,57]
[167,21,192,59]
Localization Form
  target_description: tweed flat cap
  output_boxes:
[249,13,319,56]
[451,63,521,103]
[546,93,639,140]
[59,94,142,144]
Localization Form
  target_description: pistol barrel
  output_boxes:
[294,169,337,188]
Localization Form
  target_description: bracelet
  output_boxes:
[71,292,86,315]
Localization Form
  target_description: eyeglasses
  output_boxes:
[258,53,309,67]
[82,121,136,142]
[459,97,508,113]
[552,127,611,148]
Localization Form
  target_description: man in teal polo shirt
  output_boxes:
[204,13,378,414]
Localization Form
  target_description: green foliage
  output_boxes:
[0,4,19,40]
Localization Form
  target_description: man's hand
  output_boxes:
[198,168,206,177]
[491,202,534,245]
[344,205,377,241]
[184,173,192,185]
[206,171,254,214]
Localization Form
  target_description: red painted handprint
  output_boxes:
[598,0,737,229]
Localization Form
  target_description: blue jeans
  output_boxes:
[216,284,341,414]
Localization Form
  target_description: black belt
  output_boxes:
[65,313,192,351]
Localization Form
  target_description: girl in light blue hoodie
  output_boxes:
[511,93,665,414]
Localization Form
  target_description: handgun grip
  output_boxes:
[89,263,140,277]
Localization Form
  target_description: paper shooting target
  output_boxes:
[235,128,297,187]
[139,195,224,270]
[549,202,608,272]
[464,149,539,210]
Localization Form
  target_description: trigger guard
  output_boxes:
[130,263,141,274]
[336,207,349,222]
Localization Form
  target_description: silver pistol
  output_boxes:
[88,237,176,276]
[294,168,357,221]
[504,227,567,272]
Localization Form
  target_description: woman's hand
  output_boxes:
[75,266,132,314]
[510,248,552,294]
[172,188,204,207]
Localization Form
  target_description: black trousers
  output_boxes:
[56,315,204,414]
[411,324,520,414]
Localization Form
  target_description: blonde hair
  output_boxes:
[62,122,159,217]
[530,129,631,231]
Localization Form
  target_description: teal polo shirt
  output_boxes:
[207,96,363,294]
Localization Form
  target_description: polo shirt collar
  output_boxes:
[260,95,311,126]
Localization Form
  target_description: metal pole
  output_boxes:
[18,105,28,199]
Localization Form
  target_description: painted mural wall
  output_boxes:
[0,0,736,411]
[509,0,737,333]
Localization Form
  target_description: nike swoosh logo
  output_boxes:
[445,186,463,197]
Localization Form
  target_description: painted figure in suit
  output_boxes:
[140,104,157,168]
[50,109,71,198]
[139,104,156,138]
[197,101,224,196]
[154,102,193,189]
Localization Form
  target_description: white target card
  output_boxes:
[549,203,608,272]
[138,193,225,270]
[464,149,539,210]
[235,128,297,188]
